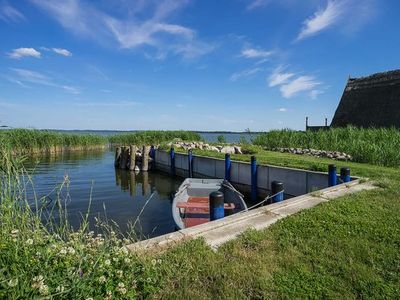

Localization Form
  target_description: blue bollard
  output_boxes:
[328,164,337,186]
[251,156,258,201]
[224,153,231,181]
[209,191,225,221]
[188,149,193,178]
[340,167,351,183]
[170,147,175,176]
[271,181,284,203]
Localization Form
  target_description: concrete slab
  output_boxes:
[126,231,185,252]
[238,163,251,185]
[269,166,307,196]
[257,165,269,189]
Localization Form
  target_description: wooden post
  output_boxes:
[305,117,309,131]
[114,147,121,167]
[325,118,328,127]
[142,145,150,171]
[119,146,128,170]
[129,145,137,171]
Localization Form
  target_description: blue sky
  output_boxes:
[0,0,399,131]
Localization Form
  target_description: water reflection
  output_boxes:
[24,150,183,239]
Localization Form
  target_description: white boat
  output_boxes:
[172,178,248,230]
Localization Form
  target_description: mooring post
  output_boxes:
[224,153,231,181]
[209,191,225,221]
[328,164,337,186]
[114,147,121,167]
[271,181,284,203]
[170,147,175,176]
[129,145,137,171]
[188,149,193,178]
[150,145,155,170]
[340,167,351,183]
[251,155,258,201]
[119,146,128,170]
[142,145,150,171]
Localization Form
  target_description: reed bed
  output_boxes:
[108,130,202,146]
[252,127,400,167]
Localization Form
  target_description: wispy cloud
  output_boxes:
[268,67,295,87]
[8,68,80,94]
[296,0,346,41]
[241,47,272,59]
[30,0,213,59]
[247,0,270,10]
[230,67,262,82]
[268,67,322,99]
[52,48,72,56]
[0,2,25,23]
[277,107,287,112]
[280,76,320,98]
[8,48,41,59]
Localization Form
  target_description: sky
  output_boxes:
[0,0,399,131]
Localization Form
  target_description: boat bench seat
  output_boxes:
[177,202,235,210]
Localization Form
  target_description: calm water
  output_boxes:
[25,150,183,240]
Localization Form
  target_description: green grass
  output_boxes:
[253,127,400,167]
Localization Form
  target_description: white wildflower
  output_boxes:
[39,284,49,295]
[67,247,76,254]
[56,285,65,293]
[124,258,131,264]
[8,278,18,287]
[116,282,126,295]
[86,298,93,300]
[104,259,111,266]
[99,276,106,283]
[26,239,34,245]
[60,248,67,255]
[11,229,19,235]
[116,270,123,278]
[151,259,157,266]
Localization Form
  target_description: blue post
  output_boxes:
[209,191,224,221]
[328,164,337,186]
[188,149,193,178]
[150,145,155,169]
[170,147,175,176]
[340,167,351,183]
[251,156,258,201]
[271,181,284,203]
[224,153,231,181]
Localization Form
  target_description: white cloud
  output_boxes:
[230,67,262,82]
[310,89,324,99]
[241,47,272,59]
[62,85,80,94]
[280,76,320,98]
[8,48,41,59]
[278,107,287,112]
[75,101,140,107]
[0,3,25,23]
[268,67,295,87]
[52,48,72,56]
[30,0,213,59]
[296,0,346,41]
[247,0,270,10]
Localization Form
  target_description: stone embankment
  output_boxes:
[167,141,243,154]
[273,147,352,161]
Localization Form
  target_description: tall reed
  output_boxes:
[252,126,400,167]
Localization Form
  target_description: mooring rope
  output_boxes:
[241,189,285,212]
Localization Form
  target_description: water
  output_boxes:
[24,150,183,240]
[53,130,259,143]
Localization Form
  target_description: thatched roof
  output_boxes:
[331,69,400,128]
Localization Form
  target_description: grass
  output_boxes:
[1,133,399,298]
[253,127,400,167]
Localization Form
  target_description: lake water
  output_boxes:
[25,150,183,240]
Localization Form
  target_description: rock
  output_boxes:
[209,146,220,152]
[220,146,235,154]
[234,146,242,154]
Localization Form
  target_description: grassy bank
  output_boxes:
[0,129,202,153]
[1,134,399,298]
[253,127,400,167]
